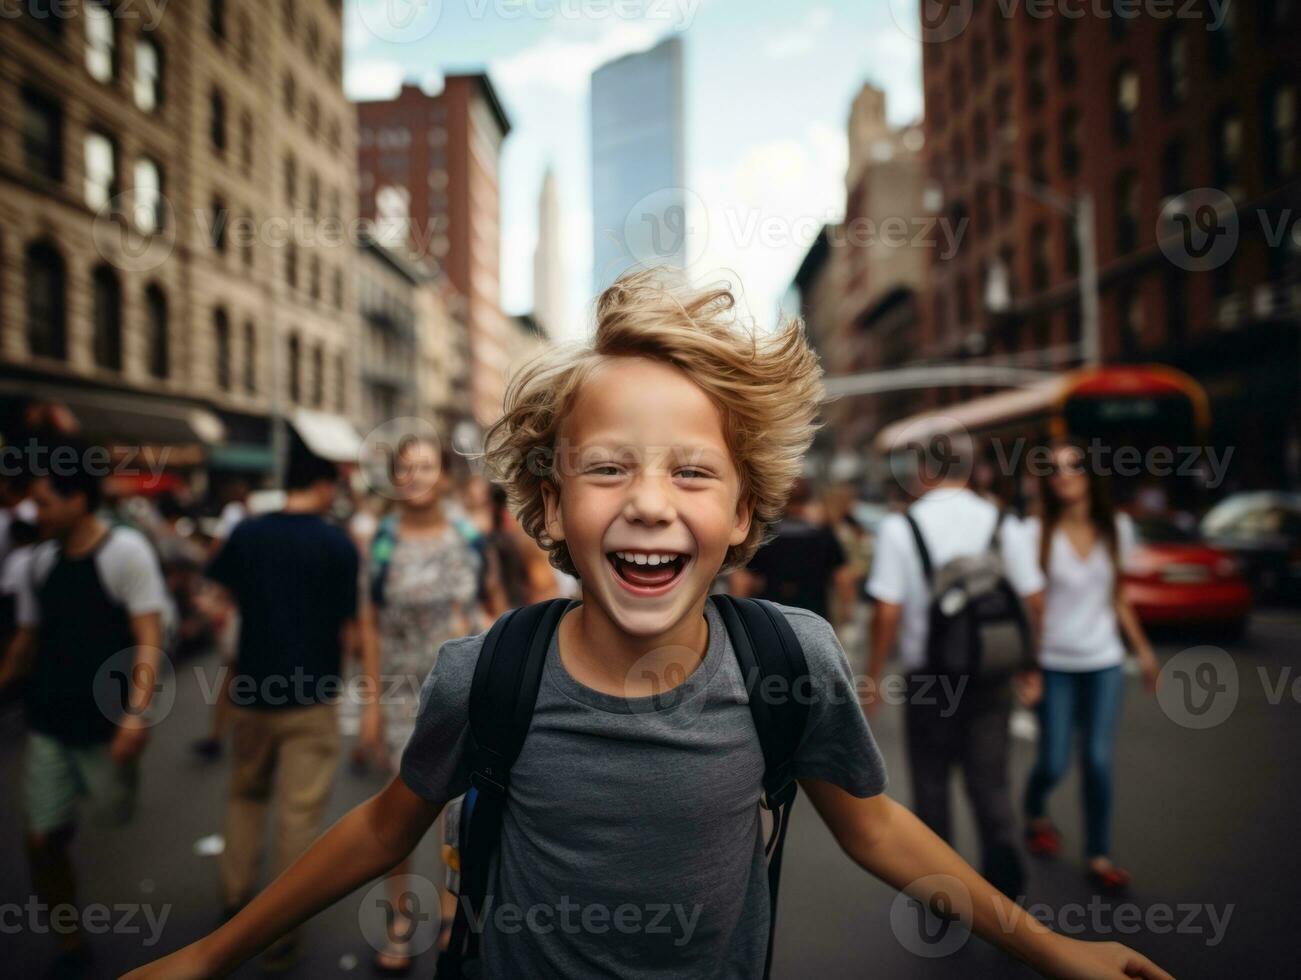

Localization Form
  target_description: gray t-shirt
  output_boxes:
[400,600,887,979]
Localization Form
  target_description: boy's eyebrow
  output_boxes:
[571,441,729,463]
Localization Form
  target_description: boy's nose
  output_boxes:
[623,476,676,525]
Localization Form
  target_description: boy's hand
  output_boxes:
[119,939,212,980]
[1037,935,1175,980]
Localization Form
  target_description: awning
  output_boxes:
[873,379,1063,454]
[291,408,362,463]
[0,379,226,447]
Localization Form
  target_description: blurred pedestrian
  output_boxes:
[1022,441,1160,893]
[731,478,854,622]
[363,437,482,972]
[0,444,168,979]
[203,448,370,972]
[864,434,1045,899]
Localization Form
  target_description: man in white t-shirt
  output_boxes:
[865,434,1045,898]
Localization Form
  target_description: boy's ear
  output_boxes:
[540,479,566,544]
[728,492,754,547]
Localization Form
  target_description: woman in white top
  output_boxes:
[1022,442,1159,892]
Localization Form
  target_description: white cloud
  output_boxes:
[763,6,832,60]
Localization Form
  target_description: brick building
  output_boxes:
[919,2,1299,485]
[0,0,362,478]
[356,77,513,430]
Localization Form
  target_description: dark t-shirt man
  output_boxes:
[206,512,359,710]
[745,517,846,620]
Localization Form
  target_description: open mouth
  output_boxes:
[606,550,691,595]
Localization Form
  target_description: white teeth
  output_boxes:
[613,551,683,565]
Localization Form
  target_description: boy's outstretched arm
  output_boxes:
[122,778,440,979]
[801,781,1175,980]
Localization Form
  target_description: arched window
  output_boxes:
[146,284,169,379]
[92,264,123,370]
[85,0,116,83]
[214,307,231,390]
[25,241,66,360]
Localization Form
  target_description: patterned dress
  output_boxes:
[376,522,480,766]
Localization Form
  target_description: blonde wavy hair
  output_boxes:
[481,268,825,577]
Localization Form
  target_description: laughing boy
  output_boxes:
[125,271,1171,979]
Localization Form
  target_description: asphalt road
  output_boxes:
[2,608,1297,979]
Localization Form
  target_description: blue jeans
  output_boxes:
[1023,665,1126,858]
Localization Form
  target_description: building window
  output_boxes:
[312,344,325,407]
[1025,46,1045,112]
[1030,222,1050,292]
[1164,269,1187,346]
[1059,108,1081,176]
[998,163,1014,218]
[26,241,66,360]
[238,12,252,67]
[21,88,63,180]
[1029,131,1047,185]
[240,111,253,174]
[209,0,225,40]
[1114,170,1140,255]
[1063,214,1080,278]
[1213,109,1244,197]
[283,72,296,117]
[1113,67,1139,145]
[1160,26,1187,109]
[309,255,321,301]
[992,11,1009,58]
[949,63,964,112]
[214,308,231,390]
[970,36,985,86]
[146,284,168,379]
[281,0,295,32]
[133,157,163,233]
[305,19,319,60]
[1210,2,1237,71]
[1264,83,1297,184]
[288,334,301,403]
[1161,139,1185,200]
[243,320,256,393]
[336,354,346,413]
[284,153,297,203]
[92,265,122,370]
[241,211,255,268]
[307,172,319,216]
[210,196,228,252]
[333,268,344,309]
[210,88,226,154]
[286,242,298,289]
[1055,17,1076,84]
[84,131,117,210]
[1117,285,1144,357]
[306,97,320,137]
[134,36,163,112]
[85,1,116,83]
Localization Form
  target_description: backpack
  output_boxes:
[434,594,811,980]
[903,508,1034,680]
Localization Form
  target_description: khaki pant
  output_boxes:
[221,703,340,907]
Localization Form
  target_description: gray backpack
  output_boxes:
[904,509,1034,679]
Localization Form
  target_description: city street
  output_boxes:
[2,609,1297,979]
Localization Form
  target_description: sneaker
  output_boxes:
[1025,823,1062,858]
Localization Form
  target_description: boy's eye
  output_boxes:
[589,464,623,476]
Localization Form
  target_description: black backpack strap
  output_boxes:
[711,594,810,980]
[437,598,571,978]
[988,507,1008,552]
[903,511,934,585]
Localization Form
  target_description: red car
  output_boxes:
[1123,516,1251,636]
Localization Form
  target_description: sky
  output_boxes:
[344,0,925,339]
